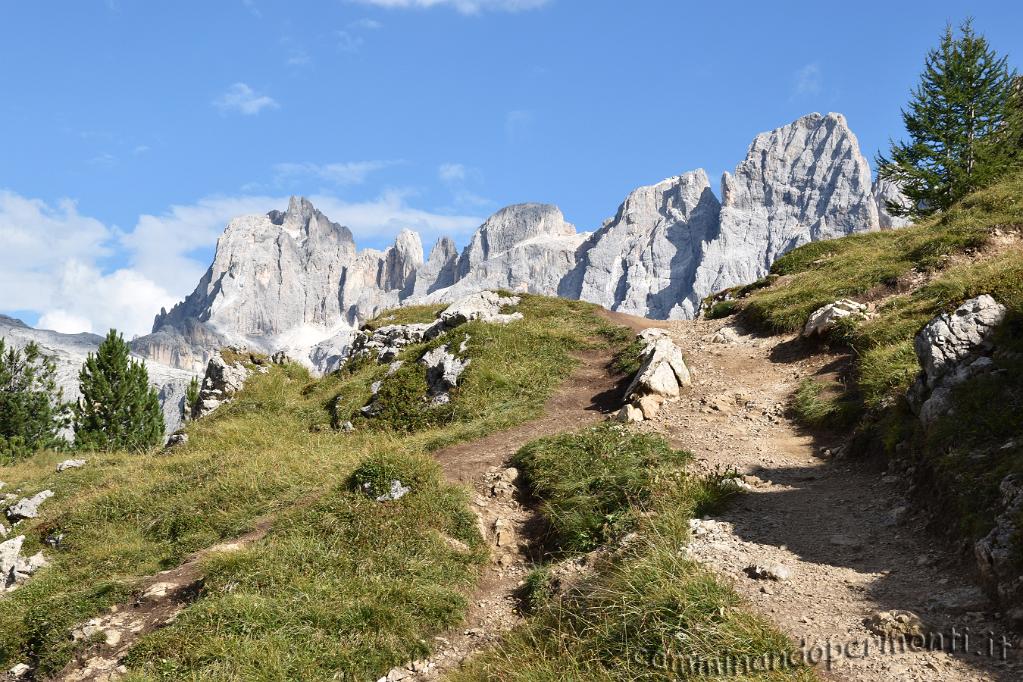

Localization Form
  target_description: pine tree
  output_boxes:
[74,330,165,451]
[0,339,69,461]
[877,20,1017,218]
[184,376,200,420]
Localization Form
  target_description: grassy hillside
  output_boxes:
[0,295,634,679]
[714,170,1023,562]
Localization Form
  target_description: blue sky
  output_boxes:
[2,0,1021,337]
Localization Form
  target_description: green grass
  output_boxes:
[362,303,447,331]
[0,294,634,679]
[790,378,862,430]
[512,423,692,552]
[452,427,814,682]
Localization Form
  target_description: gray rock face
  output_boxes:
[975,474,1023,608]
[0,315,193,435]
[692,113,880,301]
[566,171,721,318]
[908,295,1007,423]
[0,534,48,592]
[914,295,1006,386]
[129,112,902,377]
[872,178,914,229]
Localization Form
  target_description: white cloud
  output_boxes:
[336,30,364,53]
[38,309,95,335]
[213,83,280,116]
[438,163,467,183]
[793,63,822,96]
[309,191,481,243]
[273,161,398,187]
[350,0,549,13]
[0,188,481,337]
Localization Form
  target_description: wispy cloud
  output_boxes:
[213,82,280,116]
[438,163,467,183]
[793,63,822,96]
[273,160,399,187]
[336,30,365,53]
[349,18,383,30]
[349,0,550,14]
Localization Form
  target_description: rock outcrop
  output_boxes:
[1,535,47,592]
[564,171,721,318]
[975,474,1023,611]
[872,178,914,229]
[618,329,692,422]
[122,112,906,376]
[692,113,880,304]
[908,295,1007,423]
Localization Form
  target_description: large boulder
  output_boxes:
[908,295,1007,423]
[914,295,1006,387]
[618,329,692,421]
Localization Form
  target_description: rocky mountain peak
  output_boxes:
[456,203,576,279]
[131,112,911,375]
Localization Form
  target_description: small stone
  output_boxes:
[8,663,30,678]
[864,610,925,638]
[5,490,54,522]
[493,518,516,548]
[616,404,644,423]
[745,563,791,581]
[56,459,87,473]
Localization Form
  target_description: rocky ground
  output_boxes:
[381,312,1023,682]
[638,316,1023,682]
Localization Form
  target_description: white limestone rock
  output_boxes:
[625,333,692,401]
[6,491,55,522]
[914,295,1006,387]
[693,113,880,303]
[802,299,869,337]
[872,177,914,229]
[56,459,86,473]
[567,171,721,318]
[439,291,522,327]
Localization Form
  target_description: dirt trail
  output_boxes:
[53,520,273,682]
[640,316,1023,681]
[382,312,655,680]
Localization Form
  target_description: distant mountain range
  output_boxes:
[2,111,910,429]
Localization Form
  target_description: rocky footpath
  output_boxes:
[634,314,1022,681]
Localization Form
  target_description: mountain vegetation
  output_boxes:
[0,339,69,462]
[878,20,1021,217]
[73,330,165,452]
